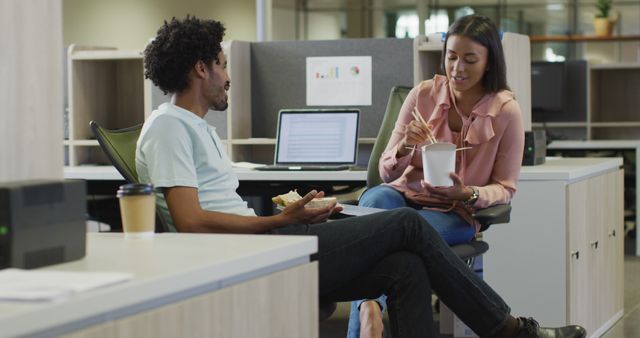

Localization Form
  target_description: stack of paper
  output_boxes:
[0,268,132,301]
[339,204,386,217]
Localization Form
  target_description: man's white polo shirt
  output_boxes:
[136,103,256,231]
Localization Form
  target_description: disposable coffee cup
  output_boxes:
[117,183,155,239]
[421,142,456,187]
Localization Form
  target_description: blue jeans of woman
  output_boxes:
[347,185,477,337]
[265,207,509,338]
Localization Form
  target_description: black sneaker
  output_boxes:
[516,317,586,338]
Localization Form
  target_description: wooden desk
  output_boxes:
[0,233,318,338]
[548,140,640,256]
[484,157,624,338]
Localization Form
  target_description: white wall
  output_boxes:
[0,0,63,182]
[273,7,297,41]
[63,0,257,50]
[307,12,342,40]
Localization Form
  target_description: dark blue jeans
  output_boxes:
[265,208,510,338]
[349,184,477,337]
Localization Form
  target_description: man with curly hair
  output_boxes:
[136,16,585,338]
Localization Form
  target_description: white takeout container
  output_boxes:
[421,142,456,187]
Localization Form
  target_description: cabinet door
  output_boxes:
[567,178,592,332]
[586,172,606,330]
[599,170,624,324]
[568,169,624,335]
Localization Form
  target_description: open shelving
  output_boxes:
[530,35,640,43]
[65,42,378,167]
[533,61,640,141]
[65,42,252,167]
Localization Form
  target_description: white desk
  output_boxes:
[64,166,368,217]
[63,166,368,182]
[548,140,640,255]
[485,157,624,338]
[0,233,318,338]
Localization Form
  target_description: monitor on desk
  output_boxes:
[531,60,587,124]
[531,61,565,117]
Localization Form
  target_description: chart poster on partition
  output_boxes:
[306,56,372,106]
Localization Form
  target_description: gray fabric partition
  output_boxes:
[250,38,414,138]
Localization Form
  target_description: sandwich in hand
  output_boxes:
[272,190,337,209]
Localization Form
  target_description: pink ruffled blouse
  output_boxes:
[379,75,525,231]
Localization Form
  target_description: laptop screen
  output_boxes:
[275,109,360,165]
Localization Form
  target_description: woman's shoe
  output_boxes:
[516,317,586,338]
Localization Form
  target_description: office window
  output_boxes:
[395,12,419,38]
[425,9,450,35]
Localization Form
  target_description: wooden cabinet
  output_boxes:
[484,158,624,338]
[567,170,624,334]
[0,233,318,338]
[62,263,318,338]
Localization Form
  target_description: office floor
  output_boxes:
[320,234,640,338]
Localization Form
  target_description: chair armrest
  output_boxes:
[472,204,511,231]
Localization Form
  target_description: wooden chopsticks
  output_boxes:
[411,108,437,144]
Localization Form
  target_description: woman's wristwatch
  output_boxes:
[465,186,479,206]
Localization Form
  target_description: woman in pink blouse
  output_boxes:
[349,14,525,338]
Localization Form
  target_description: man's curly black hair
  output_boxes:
[144,16,225,95]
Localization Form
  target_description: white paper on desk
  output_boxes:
[0,268,132,301]
[231,161,267,169]
[306,56,372,106]
[339,204,386,217]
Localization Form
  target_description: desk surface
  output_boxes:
[0,233,317,338]
[549,140,640,149]
[519,157,622,181]
[64,166,368,182]
[65,157,622,183]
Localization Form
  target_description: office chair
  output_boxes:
[365,86,511,261]
[89,121,172,233]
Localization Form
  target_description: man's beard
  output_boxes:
[211,100,228,111]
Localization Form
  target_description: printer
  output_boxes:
[0,180,86,269]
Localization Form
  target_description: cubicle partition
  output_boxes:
[250,38,414,139]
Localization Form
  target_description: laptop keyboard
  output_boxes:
[255,165,351,171]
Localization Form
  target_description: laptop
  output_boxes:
[256,109,360,171]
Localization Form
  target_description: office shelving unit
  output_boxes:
[65,41,380,166]
[589,63,640,139]
[65,42,251,167]
[530,35,640,42]
[66,45,147,166]
[531,62,640,140]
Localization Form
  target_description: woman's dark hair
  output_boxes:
[441,15,509,93]
[144,16,225,94]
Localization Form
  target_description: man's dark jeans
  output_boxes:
[266,207,511,338]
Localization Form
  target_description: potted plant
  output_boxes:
[593,0,614,36]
